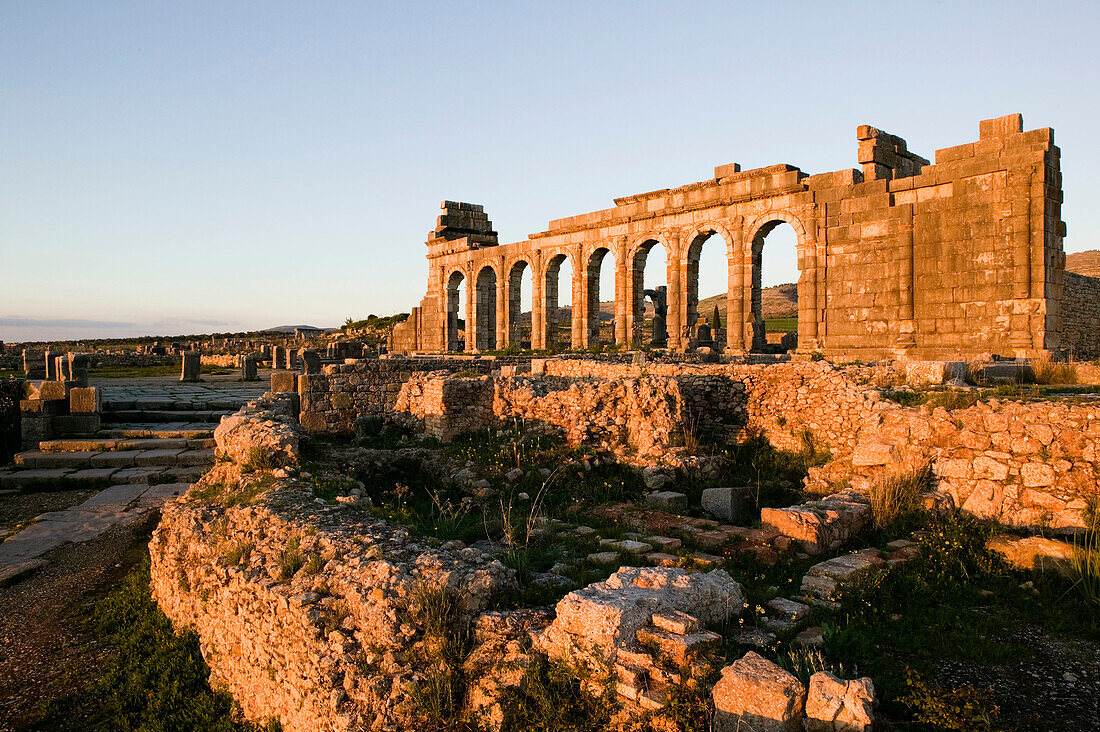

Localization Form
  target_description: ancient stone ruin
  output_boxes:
[391,114,1096,360]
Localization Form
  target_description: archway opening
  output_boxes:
[632,240,669,348]
[587,247,616,348]
[446,271,466,352]
[507,261,532,348]
[686,231,730,351]
[543,253,572,350]
[751,221,799,352]
[474,265,498,351]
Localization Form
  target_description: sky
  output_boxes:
[2,1,1098,342]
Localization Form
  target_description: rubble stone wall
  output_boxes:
[544,359,882,456]
[838,399,1100,531]
[297,358,496,433]
[1060,271,1100,360]
[393,371,745,455]
[151,393,517,732]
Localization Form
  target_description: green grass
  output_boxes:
[765,317,798,333]
[29,558,266,731]
[89,364,237,378]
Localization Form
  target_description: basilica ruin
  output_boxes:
[391,114,1098,360]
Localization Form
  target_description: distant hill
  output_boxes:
[263,325,334,334]
[698,283,798,324]
[1066,250,1100,279]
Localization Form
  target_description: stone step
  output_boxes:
[0,462,209,491]
[101,409,231,423]
[13,447,214,471]
[103,398,242,411]
[97,425,217,439]
[37,437,214,452]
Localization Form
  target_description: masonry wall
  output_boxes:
[1060,271,1100,360]
[543,359,881,456]
[297,358,496,433]
[840,400,1100,532]
[390,114,1070,361]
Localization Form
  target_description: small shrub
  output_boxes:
[242,445,273,473]
[899,668,999,730]
[1031,351,1078,385]
[1070,497,1100,608]
[870,464,932,529]
[923,390,979,411]
[224,540,254,567]
[779,646,849,684]
[278,537,303,580]
[500,655,615,731]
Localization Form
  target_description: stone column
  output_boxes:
[465,275,477,352]
[571,247,585,349]
[496,259,508,348]
[623,245,637,348]
[725,225,746,352]
[180,351,200,382]
[666,232,683,351]
[531,252,544,350]
[614,237,628,346]
[242,354,259,381]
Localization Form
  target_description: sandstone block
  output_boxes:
[850,443,896,467]
[804,672,875,732]
[646,491,687,511]
[701,486,752,523]
[986,534,1078,577]
[69,387,101,414]
[712,651,806,732]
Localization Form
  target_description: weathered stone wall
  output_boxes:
[393,371,745,455]
[543,359,882,456]
[297,357,496,433]
[200,353,244,368]
[392,114,1067,360]
[150,394,516,732]
[837,400,1100,531]
[1060,271,1100,360]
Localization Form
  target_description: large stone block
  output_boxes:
[69,386,101,414]
[804,672,875,731]
[712,651,806,732]
[701,486,752,523]
[271,372,297,393]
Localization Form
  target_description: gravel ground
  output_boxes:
[937,623,1100,730]
[0,513,157,731]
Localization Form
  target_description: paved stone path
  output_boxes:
[0,374,268,583]
[0,483,188,583]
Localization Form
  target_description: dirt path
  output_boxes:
[0,513,157,731]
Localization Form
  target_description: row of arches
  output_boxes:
[444,219,801,353]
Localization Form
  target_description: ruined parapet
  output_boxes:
[428,200,498,249]
[855,125,930,181]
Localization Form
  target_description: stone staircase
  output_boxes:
[0,397,230,491]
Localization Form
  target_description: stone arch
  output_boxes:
[681,221,737,348]
[445,269,467,352]
[541,251,572,348]
[742,210,809,352]
[585,245,616,348]
[506,258,533,347]
[474,264,498,351]
[627,234,671,347]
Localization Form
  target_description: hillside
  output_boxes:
[1066,250,1100,279]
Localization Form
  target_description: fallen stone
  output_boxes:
[701,486,752,523]
[646,491,688,511]
[986,534,1079,577]
[712,651,806,732]
[804,672,875,732]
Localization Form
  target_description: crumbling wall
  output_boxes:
[832,400,1100,531]
[297,357,495,433]
[392,372,744,455]
[543,359,882,456]
[1060,271,1100,359]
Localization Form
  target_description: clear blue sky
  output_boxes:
[3,1,1098,341]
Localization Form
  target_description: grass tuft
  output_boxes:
[870,464,932,529]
